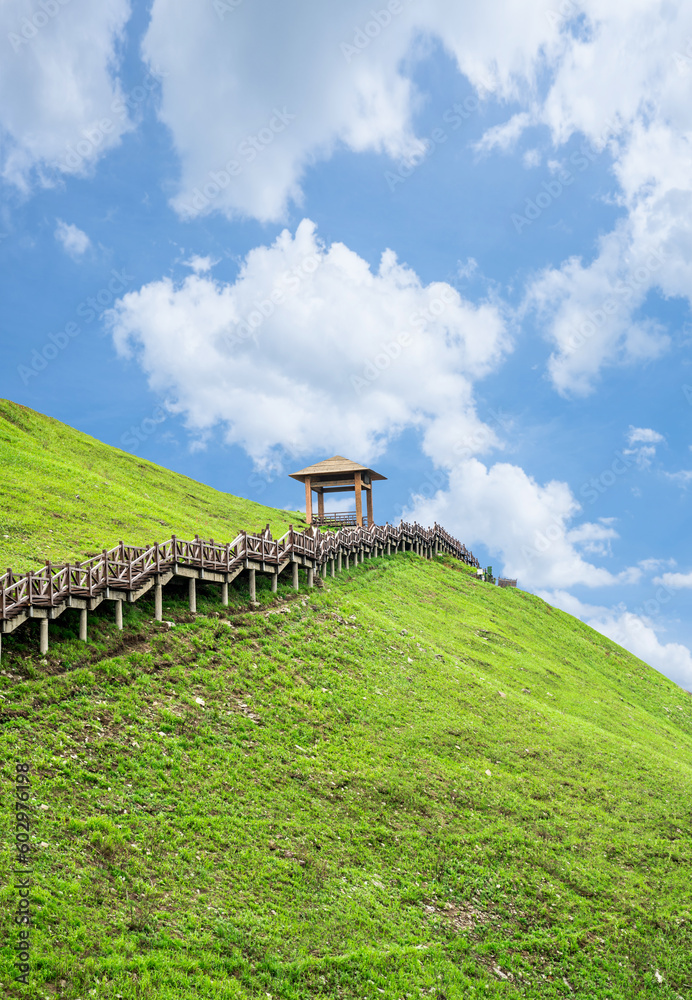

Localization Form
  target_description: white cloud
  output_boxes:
[473,112,534,155]
[0,0,132,190]
[141,0,566,222]
[184,254,216,274]
[653,571,692,590]
[107,218,509,470]
[54,219,90,259]
[539,589,692,691]
[627,426,664,445]
[403,457,639,590]
[138,1,692,394]
[664,469,692,487]
[639,557,676,573]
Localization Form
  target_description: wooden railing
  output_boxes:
[0,520,479,655]
[312,512,362,527]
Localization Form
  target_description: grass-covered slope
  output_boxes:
[0,399,304,574]
[2,553,691,999]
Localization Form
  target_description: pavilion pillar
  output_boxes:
[317,490,324,521]
[304,477,313,525]
[366,486,374,528]
[354,472,363,527]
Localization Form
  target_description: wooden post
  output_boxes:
[79,608,88,642]
[40,618,49,655]
[115,601,123,631]
[292,561,299,589]
[366,485,373,528]
[317,490,324,521]
[354,472,363,527]
[249,568,256,602]
[221,581,229,605]
[305,477,313,525]
[155,582,163,620]
[188,577,197,613]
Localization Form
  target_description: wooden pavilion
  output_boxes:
[289,456,386,528]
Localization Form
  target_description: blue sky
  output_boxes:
[1,0,692,687]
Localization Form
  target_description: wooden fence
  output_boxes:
[0,520,479,658]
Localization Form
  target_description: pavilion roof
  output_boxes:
[289,455,386,483]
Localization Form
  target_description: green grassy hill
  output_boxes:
[1,404,691,1000]
[0,399,304,574]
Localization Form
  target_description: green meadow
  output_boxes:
[0,399,304,574]
[1,402,691,999]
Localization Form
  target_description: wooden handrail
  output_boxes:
[0,521,479,633]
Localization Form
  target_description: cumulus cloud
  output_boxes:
[0,0,132,190]
[54,219,90,259]
[184,254,216,274]
[539,589,692,691]
[107,218,509,470]
[141,0,566,222]
[653,570,692,590]
[627,426,664,445]
[137,0,692,393]
[403,457,639,590]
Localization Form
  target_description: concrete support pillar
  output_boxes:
[321,562,327,579]
[79,608,88,642]
[434,540,438,557]
[292,561,299,589]
[307,566,314,588]
[271,572,278,593]
[40,618,49,655]
[115,600,123,631]
[221,581,229,606]
[188,577,197,613]
[345,554,350,570]
[155,582,163,621]
[330,559,335,578]
[249,568,256,602]
[360,549,365,564]
[337,552,342,572]
[387,541,391,556]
